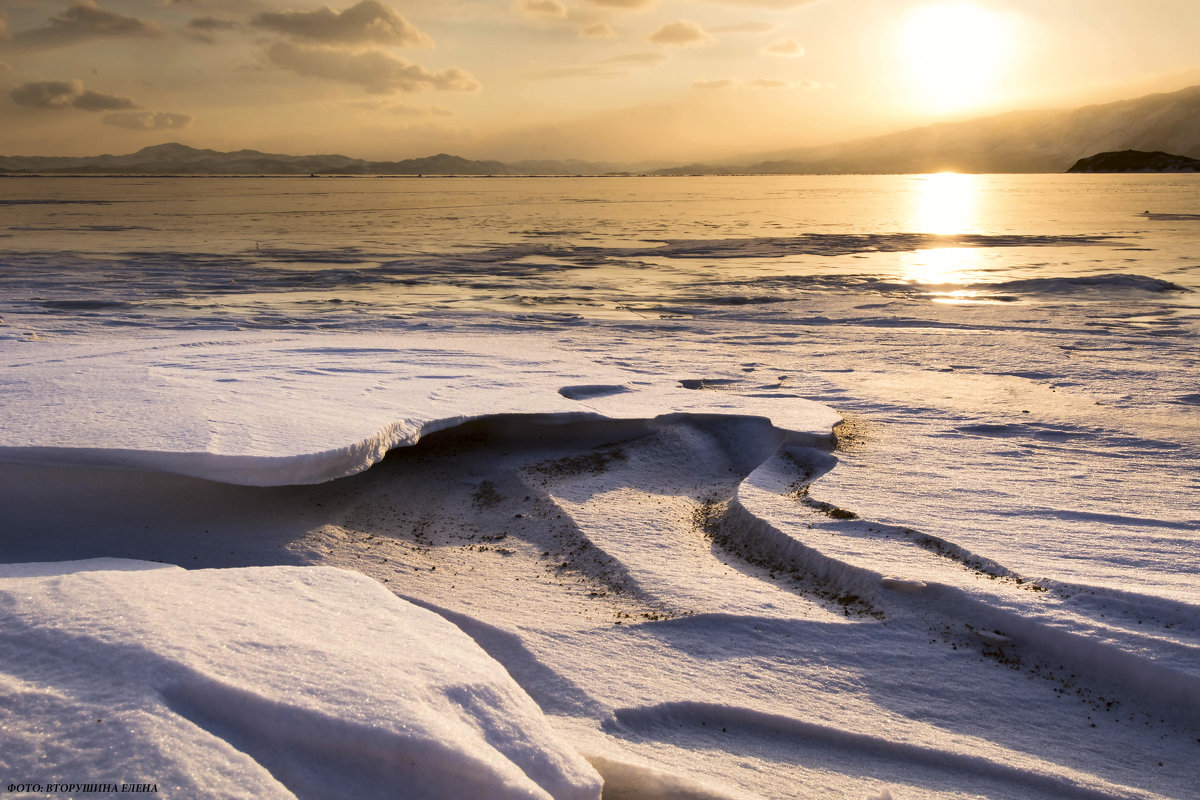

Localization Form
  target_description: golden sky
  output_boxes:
[2,0,1199,162]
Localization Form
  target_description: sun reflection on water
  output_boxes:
[903,173,988,298]
[903,246,982,286]
[912,172,978,235]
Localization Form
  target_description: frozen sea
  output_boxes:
[1,174,1198,799]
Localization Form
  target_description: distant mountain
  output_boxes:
[669,84,1200,175]
[5,84,1200,175]
[1067,149,1200,172]
[0,144,512,176]
[0,143,665,176]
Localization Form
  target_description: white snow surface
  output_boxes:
[0,558,602,800]
[2,330,1197,800]
[3,175,1199,799]
[0,332,838,486]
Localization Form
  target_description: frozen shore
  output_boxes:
[2,331,1198,799]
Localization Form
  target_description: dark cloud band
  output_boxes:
[251,1,432,47]
[10,79,137,111]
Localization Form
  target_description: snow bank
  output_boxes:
[0,559,602,800]
[0,332,840,485]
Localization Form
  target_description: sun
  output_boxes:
[896,2,1016,114]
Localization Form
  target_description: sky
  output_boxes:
[2,0,1200,163]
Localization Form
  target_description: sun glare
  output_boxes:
[902,172,987,294]
[896,2,1015,114]
[912,171,977,235]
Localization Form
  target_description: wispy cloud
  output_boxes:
[157,0,270,11]
[533,51,666,81]
[694,76,820,90]
[649,21,713,47]
[761,38,804,57]
[343,100,454,117]
[746,77,793,88]
[604,52,668,65]
[711,22,775,34]
[693,77,736,89]
[267,41,479,94]
[579,23,616,38]
[707,0,824,7]
[533,64,628,80]
[516,0,568,18]
[581,0,656,8]
[102,111,192,130]
[251,1,432,48]
[184,16,238,44]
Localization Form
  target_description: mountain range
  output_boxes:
[669,83,1200,174]
[3,84,1200,176]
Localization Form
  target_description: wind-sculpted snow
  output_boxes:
[608,702,1157,800]
[3,337,1199,797]
[0,561,603,800]
[0,333,839,485]
[4,175,1200,798]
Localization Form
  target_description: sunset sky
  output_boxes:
[2,0,1200,162]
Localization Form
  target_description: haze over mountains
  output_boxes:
[3,84,1200,176]
[712,83,1200,175]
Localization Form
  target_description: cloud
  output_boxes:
[533,64,625,80]
[158,0,262,8]
[579,23,615,38]
[603,52,667,64]
[185,16,238,43]
[251,1,432,47]
[533,51,666,80]
[341,99,453,117]
[761,38,804,57]
[693,77,735,89]
[648,20,713,46]
[72,88,138,110]
[188,16,237,31]
[103,111,192,130]
[267,41,479,94]
[5,1,164,52]
[387,104,428,116]
[711,22,774,33]
[517,0,567,18]
[694,76,820,90]
[581,0,656,8]
[158,0,271,11]
[10,78,137,110]
[10,79,82,108]
[707,0,824,6]
[746,77,793,88]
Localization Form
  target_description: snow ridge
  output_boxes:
[609,702,1160,800]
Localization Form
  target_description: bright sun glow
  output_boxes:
[912,171,977,235]
[897,2,1015,113]
[903,172,988,297]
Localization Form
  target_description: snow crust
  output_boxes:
[0,333,838,486]
[3,175,1199,799]
[0,558,602,800]
[2,328,1198,799]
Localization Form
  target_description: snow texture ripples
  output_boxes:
[2,174,1199,799]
